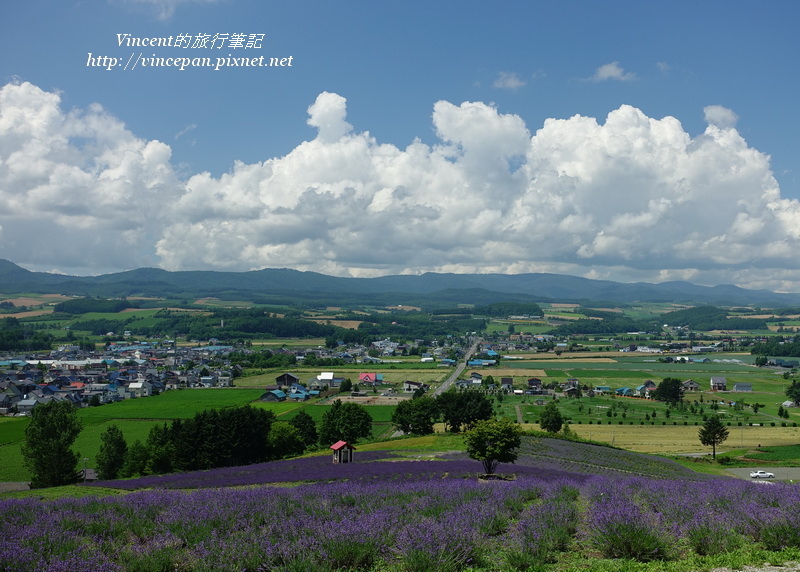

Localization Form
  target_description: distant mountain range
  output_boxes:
[1,258,799,308]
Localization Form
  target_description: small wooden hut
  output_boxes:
[330,440,355,463]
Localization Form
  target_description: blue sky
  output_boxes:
[2,0,800,292]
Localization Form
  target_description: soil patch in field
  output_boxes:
[470,368,547,377]
[5,310,50,318]
[1,295,69,307]
[320,395,408,405]
[308,319,362,329]
[524,355,617,362]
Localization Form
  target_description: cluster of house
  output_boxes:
[259,371,433,402]
[451,372,758,400]
[607,376,752,399]
[455,372,549,395]
[0,342,237,416]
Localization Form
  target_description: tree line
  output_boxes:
[0,317,53,351]
[390,390,494,435]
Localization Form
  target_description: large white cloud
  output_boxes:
[3,80,800,291]
[0,81,181,273]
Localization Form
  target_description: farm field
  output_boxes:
[551,424,800,455]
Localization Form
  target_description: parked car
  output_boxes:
[750,470,775,479]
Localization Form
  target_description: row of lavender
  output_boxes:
[3,474,800,571]
[87,437,703,491]
[86,450,593,491]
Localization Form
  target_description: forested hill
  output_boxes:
[2,258,800,307]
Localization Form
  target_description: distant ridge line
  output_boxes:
[0,259,798,307]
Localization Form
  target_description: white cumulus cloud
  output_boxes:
[703,105,739,129]
[0,81,181,272]
[306,92,353,143]
[589,61,636,82]
[3,80,800,291]
[492,72,526,91]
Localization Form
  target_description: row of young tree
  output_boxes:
[23,399,377,487]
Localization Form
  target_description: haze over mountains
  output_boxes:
[1,259,799,308]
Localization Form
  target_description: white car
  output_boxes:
[750,470,775,479]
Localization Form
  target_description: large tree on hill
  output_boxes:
[266,422,306,460]
[786,380,800,405]
[319,400,373,445]
[22,401,83,488]
[436,390,493,433]
[120,439,150,478]
[652,377,684,404]
[464,418,523,475]
[698,415,729,459]
[539,401,563,434]
[289,410,318,447]
[95,424,128,480]
[391,396,440,435]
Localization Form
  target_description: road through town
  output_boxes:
[431,338,480,397]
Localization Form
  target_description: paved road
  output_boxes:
[725,467,800,481]
[431,338,480,397]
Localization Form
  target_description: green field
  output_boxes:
[470,352,798,431]
[0,389,399,481]
[76,388,264,422]
[738,444,800,463]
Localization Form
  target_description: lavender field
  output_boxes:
[83,437,704,491]
[3,439,800,571]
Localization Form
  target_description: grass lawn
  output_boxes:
[77,388,264,423]
[0,419,166,482]
[730,443,800,466]
[0,417,29,446]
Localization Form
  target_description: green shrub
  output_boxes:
[686,522,742,555]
